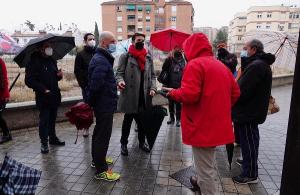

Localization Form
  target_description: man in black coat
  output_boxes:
[25,42,65,154]
[232,39,275,184]
[74,33,95,137]
[87,31,120,181]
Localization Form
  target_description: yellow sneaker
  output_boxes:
[94,170,120,181]
[106,157,113,165]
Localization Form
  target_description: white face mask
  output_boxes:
[87,40,96,48]
[45,47,53,56]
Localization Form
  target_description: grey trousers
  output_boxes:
[192,147,217,195]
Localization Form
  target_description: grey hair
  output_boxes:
[99,31,114,42]
[249,39,264,53]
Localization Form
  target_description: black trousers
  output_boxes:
[38,106,58,144]
[92,111,113,173]
[235,122,260,178]
[168,99,181,120]
[0,111,9,136]
[120,113,145,145]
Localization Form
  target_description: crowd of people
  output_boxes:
[0,31,275,194]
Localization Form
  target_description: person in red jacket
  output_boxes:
[0,57,11,144]
[164,33,240,194]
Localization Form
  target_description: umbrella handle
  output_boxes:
[9,73,21,92]
[74,129,79,144]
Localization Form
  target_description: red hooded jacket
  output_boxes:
[0,58,9,101]
[169,33,240,147]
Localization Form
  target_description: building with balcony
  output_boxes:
[101,0,194,41]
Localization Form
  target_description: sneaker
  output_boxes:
[121,144,128,156]
[41,143,49,154]
[139,143,150,153]
[236,159,243,166]
[83,129,89,138]
[232,175,258,184]
[176,120,181,127]
[94,170,120,181]
[91,158,113,168]
[0,135,12,144]
[190,176,201,192]
[167,118,175,125]
[49,137,65,146]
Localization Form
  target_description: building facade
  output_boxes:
[193,27,218,44]
[228,5,300,54]
[101,0,194,41]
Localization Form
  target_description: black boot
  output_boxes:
[41,143,49,154]
[121,144,128,156]
[176,120,181,127]
[0,134,12,144]
[167,114,175,125]
[139,143,150,153]
[49,137,65,146]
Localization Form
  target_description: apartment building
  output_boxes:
[101,0,194,41]
[228,5,300,53]
[193,27,218,44]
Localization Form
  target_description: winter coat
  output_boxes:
[25,52,62,108]
[162,56,185,88]
[87,48,118,113]
[116,52,157,114]
[74,46,95,89]
[169,33,240,147]
[232,52,274,124]
[0,58,9,102]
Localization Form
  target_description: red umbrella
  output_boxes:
[65,102,94,143]
[150,28,190,52]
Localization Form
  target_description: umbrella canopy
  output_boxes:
[226,143,234,170]
[13,33,75,68]
[138,105,168,149]
[0,32,21,55]
[243,30,298,71]
[150,28,190,52]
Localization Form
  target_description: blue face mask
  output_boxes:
[240,50,248,58]
[107,43,116,53]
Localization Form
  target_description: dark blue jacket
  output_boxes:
[25,52,62,108]
[87,48,117,113]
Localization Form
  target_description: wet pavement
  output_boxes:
[0,85,292,195]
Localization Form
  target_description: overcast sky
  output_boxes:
[1,0,299,32]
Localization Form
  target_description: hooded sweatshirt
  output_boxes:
[169,33,240,147]
[232,52,275,124]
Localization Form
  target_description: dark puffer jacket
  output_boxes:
[232,52,275,124]
[161,56,185,89]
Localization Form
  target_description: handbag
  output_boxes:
[268,95,280,115]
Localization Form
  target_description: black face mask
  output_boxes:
[174,51,182,58]
[135,42,144,50]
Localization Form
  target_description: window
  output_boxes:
[146,5,151,12]
[127,15,135,22]
[117,6,122,12]
[146,26,151,32]
[289,23,299,29]
[257,13,262,18]
[278,25,284,31]
[267,13,272,18]
[238,36,242,41]
[127,4,135,11]
[137,5,143,11]
[138,15,143,22]
[117,36,123,41]
[238,28,242,32]
[266,25,270,29]
[117,27,122,32]
[171,25,176,29]
[256,25,261,29]
[171,16,176,22]
[137,26,143,32]
[128,25,135,33]
[117,16,122,21]
[172,5,177,12]
[146,16,151,22]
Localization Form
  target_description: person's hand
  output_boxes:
[118,81,126,90]
[45,89,51,94]
[150,90,156,96]
[57,69,63,78]
[161,87,173,92]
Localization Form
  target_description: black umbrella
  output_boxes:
[13,33,75,68]
[138,105,168,149]
[226,143,234,170]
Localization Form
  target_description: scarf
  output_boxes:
[128,45,147,71]
[0,58,5,90]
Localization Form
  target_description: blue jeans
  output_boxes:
[39,106,58,144]
[82,87,88,103]
[236,122,260,178]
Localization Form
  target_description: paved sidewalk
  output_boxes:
[0,85,291,195]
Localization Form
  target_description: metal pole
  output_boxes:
[280,29,300,195]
